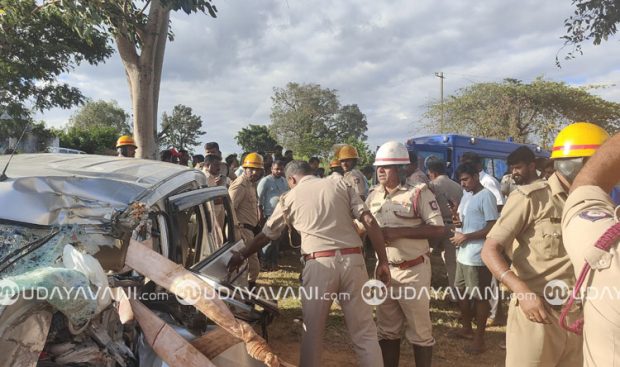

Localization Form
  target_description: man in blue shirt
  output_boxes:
[257,160,289,270]
[450,162,499,354]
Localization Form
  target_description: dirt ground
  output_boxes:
[257,251,507,367]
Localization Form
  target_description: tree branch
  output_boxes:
[138,0,152,17]
[115,32,139,68]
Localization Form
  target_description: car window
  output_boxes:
[480,157,507,181]
[175,205,206,267]
[167,187,235,268]
[418,150,445,173]
[493,158,508,180]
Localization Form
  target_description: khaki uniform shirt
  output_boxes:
[429,175,463,224]
[366,183,443,263]
[487,174,575,296]
[344,168,368,199]
[204,171,231,188]
[406,168,430,186]
[562,185,620,367]
[228,174,259,227]
[204,171,229,233]
[327,172,343,181]
[262,175,366,255]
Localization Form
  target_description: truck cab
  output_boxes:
[405,134,549,180]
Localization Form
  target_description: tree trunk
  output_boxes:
[115,0,170,160]
[128,66,157,159]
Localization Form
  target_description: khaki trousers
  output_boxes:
[506,297,582,367]
[583,300,620,367]
[239,228,260,282]
[300,252,383,367]
[377,255,434,346]
[439,235,457,290]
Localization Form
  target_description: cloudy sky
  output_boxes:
[39,0,620,155]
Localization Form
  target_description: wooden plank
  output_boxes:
[130,299,216,367]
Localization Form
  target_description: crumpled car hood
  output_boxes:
[0,154,205,226]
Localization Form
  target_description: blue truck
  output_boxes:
[405,134,549,181]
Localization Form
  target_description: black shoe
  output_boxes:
[379,339,400,367]
[413,345,433,367]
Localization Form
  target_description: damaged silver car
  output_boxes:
[0,154,286,367]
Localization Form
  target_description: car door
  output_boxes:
[166,187,278,329]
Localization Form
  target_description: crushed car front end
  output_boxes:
[0,154,283,367]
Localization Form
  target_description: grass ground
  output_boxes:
[257,251,507,367]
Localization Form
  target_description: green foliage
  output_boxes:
[0,115,54,153]
[159,104,205,151]
[560,0,620,64]
[269,82,368,158]
[0,115,28,143]
[235,124,278,153]
[69,100,131,134]
[29,121,56,152]
[35,0,217,47]
[55,125,118,155]
[2,0,218,159]
[424,78,620,148]
[0,0,113,119]
[343,137,375,168]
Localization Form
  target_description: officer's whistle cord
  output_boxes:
[560,221,620,335]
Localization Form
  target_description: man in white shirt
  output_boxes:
[450,162,498,354]
[459,152,505,213]
[458,151,506,325]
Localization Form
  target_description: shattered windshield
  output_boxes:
[0,223,62,277]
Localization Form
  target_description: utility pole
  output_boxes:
[434,72,445,130]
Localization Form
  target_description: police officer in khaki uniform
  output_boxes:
[205,141,235,180]
[560,123,616,367]
[116,135,137,158]
[338,144,369,200]
[366,141,444,367]
[203,154,231,242]
[426,156,463,298]
[405,150,431,186]
[328,158,343,178]
[227,160,391,367]
[228,152,264,290]
[482,144,583,367]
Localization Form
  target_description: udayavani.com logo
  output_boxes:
[361,279,388,306]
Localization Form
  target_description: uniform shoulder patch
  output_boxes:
[579,210,613,222]
[429,200,439,211]
[516,180,548,197]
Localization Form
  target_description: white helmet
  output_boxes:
[374,141,410,166]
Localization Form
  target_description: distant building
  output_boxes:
[1,135,59,154]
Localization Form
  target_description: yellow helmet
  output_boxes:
[551,122,609,159]
[116,135,136,148]
[242,152,264,169]
[337,145,359,160]
[329,158,340,168]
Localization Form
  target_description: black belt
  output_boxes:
[240,223,261,235]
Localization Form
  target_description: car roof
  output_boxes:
[0,154,189,183]
[0,154,206,226]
